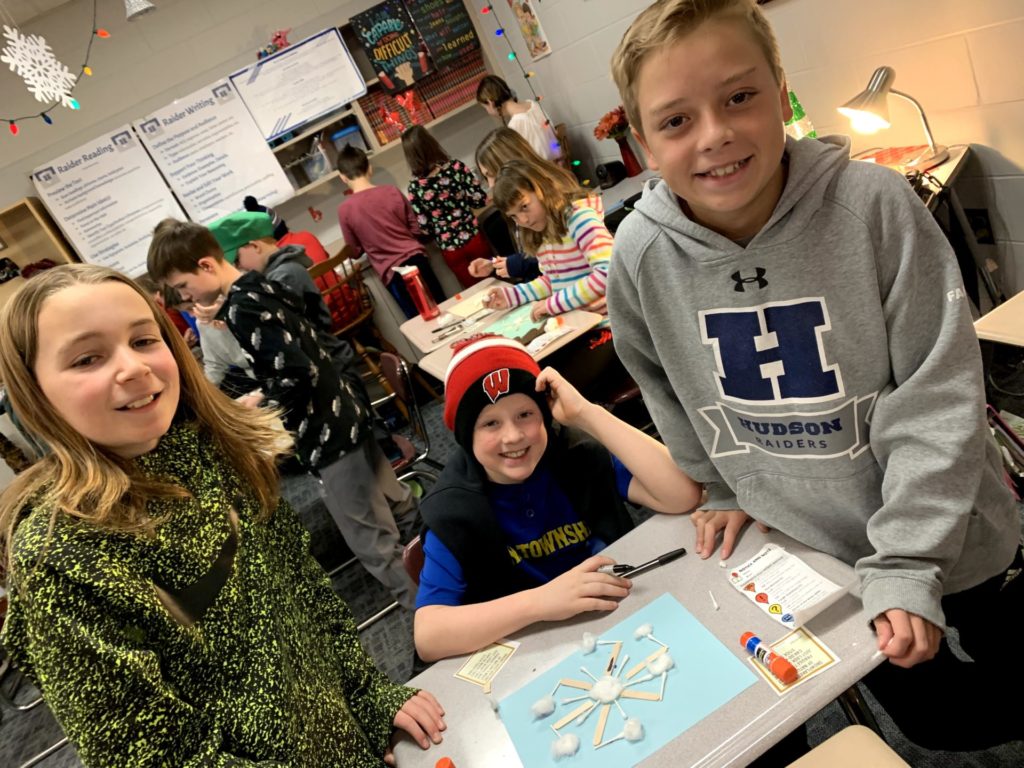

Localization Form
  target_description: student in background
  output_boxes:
[401,125,491,289]
[414,336,701,661]
[0,264,444,767]
[468,127,543,283]
[148,218,419,612]
[335,145,446,319]
[476,74,561,163]
[607,0,1024,752]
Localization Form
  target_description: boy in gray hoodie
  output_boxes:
[607,0,1022,753]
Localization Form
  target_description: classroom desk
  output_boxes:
[974,288,1024,347]
[394,514,883,767]
[597,169,658,215]
[399,277,604,380]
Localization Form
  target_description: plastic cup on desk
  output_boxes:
[402,266,440,320]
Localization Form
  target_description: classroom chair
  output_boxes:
[786,725,909,768]
[378,352,445,482]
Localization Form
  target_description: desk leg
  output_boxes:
[836,684,883,737]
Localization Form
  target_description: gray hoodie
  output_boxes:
[607,135,1016,630]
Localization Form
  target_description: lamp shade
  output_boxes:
[837,66,895,134]
[125,0,156,21]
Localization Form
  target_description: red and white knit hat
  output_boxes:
[443,335,548,449]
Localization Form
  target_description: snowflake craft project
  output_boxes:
[530,626,675,758]
[1,25,78,107]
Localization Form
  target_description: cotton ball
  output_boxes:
[623,718,644,742]
[633,622,653,640]
[552,733,581,759]
[589,677,624,703]
[648,652,675,675]
[531,695,555,719]
[581,632,597,654]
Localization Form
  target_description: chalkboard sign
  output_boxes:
[405,0,479,71]
[351,0,432,95]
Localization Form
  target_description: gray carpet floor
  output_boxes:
[2,395,1022,767]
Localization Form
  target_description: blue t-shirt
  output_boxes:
[416,456,633,608]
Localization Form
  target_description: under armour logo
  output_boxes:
[482,368,511,403]
[731,268,768,292]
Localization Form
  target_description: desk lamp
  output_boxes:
[838,66,948,171]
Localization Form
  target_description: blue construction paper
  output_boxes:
[499,593,756,767]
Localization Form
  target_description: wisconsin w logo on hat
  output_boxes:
[482,368,511,403]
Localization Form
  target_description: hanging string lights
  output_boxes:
[1,0,109,136]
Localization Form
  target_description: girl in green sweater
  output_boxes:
[0,264,445,767]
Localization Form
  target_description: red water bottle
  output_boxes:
[402,265,440,320]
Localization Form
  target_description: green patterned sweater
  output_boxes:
[1,421,416,767]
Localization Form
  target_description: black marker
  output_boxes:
[597,547,687,578]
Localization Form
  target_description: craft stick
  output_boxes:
[593,704,612,746]
[553,700,595,730]
[626,647,667,679]
[575,700,600,727]
[559,678,592,690]
[605,641,622,674]
[621,689,661,701]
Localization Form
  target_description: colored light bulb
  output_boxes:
[572,160,581,166]
[83,65,93,76]
[96,28,110,38]
[495,28,503,36]
[507,52,516,60]
[70,98,80,110]
[481,5,490,12]
[42,113,53,125]
[9,122,18,135]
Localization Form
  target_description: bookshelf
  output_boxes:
[0,197,77,309]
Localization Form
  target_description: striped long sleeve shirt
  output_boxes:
[498,196,612,327]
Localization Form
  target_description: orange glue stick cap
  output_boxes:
[436,759,457,768]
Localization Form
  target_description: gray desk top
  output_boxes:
[394,514,882,767]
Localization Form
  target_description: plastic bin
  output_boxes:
[331,125,368,154]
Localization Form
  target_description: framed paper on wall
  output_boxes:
[507,0,551,61]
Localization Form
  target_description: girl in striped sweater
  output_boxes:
[484,159,612,327]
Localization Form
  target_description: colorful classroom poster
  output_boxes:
[31,125,185,276]
[405,0,479,71]
[230,28,366,142]
[135,80,292,224]
[351,0,432,95]
[499,594,756,768]
[506,0,551,61]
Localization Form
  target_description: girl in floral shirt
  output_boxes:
[402,125,492,287]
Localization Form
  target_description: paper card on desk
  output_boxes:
[498,594,756,768]
[728,544,848,628]
[449,292,490,318]
[748,627,840,695]
[454,640,519,688]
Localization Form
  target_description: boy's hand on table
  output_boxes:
[533,556,631,622]
[873,609,942,669]
[691,508,769,560]
[386,690,446,764]
[537,367,589,427]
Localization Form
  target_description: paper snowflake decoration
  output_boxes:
[1,25,78,107]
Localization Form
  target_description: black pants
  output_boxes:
[861,545,1024,750]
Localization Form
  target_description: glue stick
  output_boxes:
[740,632,799,685]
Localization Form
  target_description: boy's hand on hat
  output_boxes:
[536,367,589,427]
[483,288,508,309]
[873,609,942,669]
[387,689,446,762]
[534,555,631,622]
[530,302,551,322]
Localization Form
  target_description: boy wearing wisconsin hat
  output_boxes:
[414,336,702,662]
[148,215,419,611]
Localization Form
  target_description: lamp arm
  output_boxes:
[890,89,937,154]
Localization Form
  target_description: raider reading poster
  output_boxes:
[351,0,432,95]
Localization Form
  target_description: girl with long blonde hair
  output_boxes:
[0,264,444,767]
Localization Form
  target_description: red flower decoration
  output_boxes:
[594,106,629,141]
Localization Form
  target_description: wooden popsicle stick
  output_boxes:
[605,641,622,674]
[621,689,661,701]
[559,678,592,690]
[553,700,595,730]
[593,704,612,746]
[625,646,667,679]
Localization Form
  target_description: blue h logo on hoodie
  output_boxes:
[701,299,842,402]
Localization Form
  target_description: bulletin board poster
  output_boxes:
[507,0,551,61]
[134,80,292,224]
[230,28,367,142]
[351,0,433,95]
[31,126,185,277]
[405,0,479,71]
